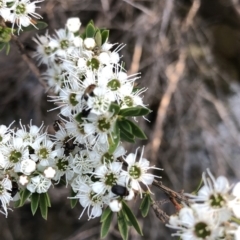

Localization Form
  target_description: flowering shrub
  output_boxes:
[0,1,239,240]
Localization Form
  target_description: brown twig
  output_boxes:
[153,180,189,206]
[151,200,170,223]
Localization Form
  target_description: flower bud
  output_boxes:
[66,17,81,33]
[21,159,36,175]
[44,167,56,179]
[109,199,122,212]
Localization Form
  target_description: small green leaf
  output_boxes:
[122,201,143,236]
[101,30,109,44]
[117,210,128,240]
[20,188,31,206]
[0,42,6,51]
[70,198,78,209]
[100,209,113,238]
[119,106,151,117]
[39,193,48,220]
[109,103,120,116]
[118,119,132,133]
[70,189,78,209]
[108,122,120,154]
[21,21,48,32]
[14,199,21,208]
[5,42,10,55]
[192,178,203,195]
[31,193,40,216]
[45,192,51,207]
[86,23,95,38]
[125,119,147,139]
[94,30,102,47]
[120,130,135,143]
[139,194,152,217]
[100,206,112,222]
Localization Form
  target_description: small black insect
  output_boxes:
[82,84,96,101]
[111,184,129,197]
[53,120,64,132]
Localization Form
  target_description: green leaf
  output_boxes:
[122,201,143,236]
[117,210,128,240]
[94,30,102,47]
[101,30,109,44]
[118,119,135,142]
[45,192,51,207]
[139,194,152,217]
[70,198,78,209]
[5,42,10,55]
[119,106,151,117]
[192,178,203,195]
[20,188,31,206]
[108,122,120,154]
[21,21,48,32]
[120,130,135,143]
[14,199,21,208]
[0,42,6,51]
[31,193,40,216]
[39,193,48,220]
[109,103,120,116]
[70,189,78,209]
[86,23,95,38]
[100,209,113,238]
[118,119,132,133]
[125,119,147,139]
[100,206,112,222]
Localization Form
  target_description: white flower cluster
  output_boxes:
[33,17,159,219]
[0,0,43,34]
[0,18,159,219]
[167,169,240,240]
[0,121,57,216]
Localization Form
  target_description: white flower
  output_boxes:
[15,120,46,146]
[91,162,124,195]
[86,86,114,115]
[228,182,240,218]
[84,112,116,146]
[32,33,55,65]
[0,177,12,217]
[73,183,104,219]
[7,0,43,34]
[31,137,57,166]
[123,147,162,197]
[0,137,29,172]
[109,199,122,212]
[166,204,223,240]
[186,169,233,223]
[27,174,51,193]
[71,150,98,174]
[66,17,81,32]
[20,159,36,175]
[52,149,74,184]
[0,124,12,145]
[0,0,11,21]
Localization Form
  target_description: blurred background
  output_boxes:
[1,0,240,239]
